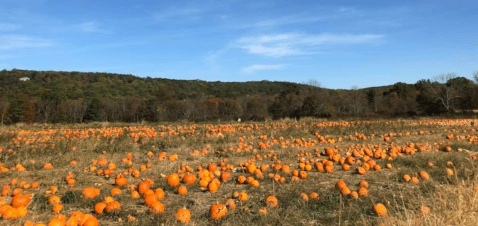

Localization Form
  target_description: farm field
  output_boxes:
[1,118,478,225]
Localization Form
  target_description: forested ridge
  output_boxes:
[1,69,478,124]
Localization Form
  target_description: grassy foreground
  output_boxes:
[1,117,478,225]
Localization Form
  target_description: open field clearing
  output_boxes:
[1,118,478,225]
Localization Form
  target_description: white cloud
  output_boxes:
[0,35,52,50]
[253,15,332,29]
[337,7,357,13]
[0,23,20,31]
[78,22,104,33]
[236,33,384,57]
[154,8,203,21]
[0,54,23,60]
[242,64,285,73]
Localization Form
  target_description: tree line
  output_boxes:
[1,69,478,124]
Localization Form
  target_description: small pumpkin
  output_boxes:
[94,202,107,214]
[149,201,165,214]
[208,182,219,193]
[335,180,347,190]
[300,192,309,201]
[110,188,122,196]
[175,208,191,224]
[131,190,140,199]
[182,174,196,185]
[419,171,430,180]
[446,168,454,176]
[155,188,165,200]
[225,199,237,210]
[258,207,268,215]
[309,192,319,200]
[220,172,232,182]
[52,204,64,213]
[411,177,420,184]
[144,193,159,207]
[420,205,430,215]
[138,181,151,194]
[82,187,100,199]
[177,186,187,195]
[167,173,180,187]
[373,203,387,216]
[115,175,127,186]
[349,191,359,199]
[358,180,369,188]
[83,217,99,226]
[340,187,351,196]
[105,201,121,213]
[238,191,248,202]
[11,194,31,208]
[356,167,366,175]
[48,195,61,205]
[299,171,308,179]
[357,187,368,197]
[210,204,227,220]
[265,196,278,208]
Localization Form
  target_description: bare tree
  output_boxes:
[304,79,321,87]
[349,86,366,115]
[474,71,478,84]
[36,99,55,123]
[0,100,9,125]
[429,73,460,112]
[180,100,195,120]
[61,98,87,123]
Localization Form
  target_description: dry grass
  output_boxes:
[0,118,478,225]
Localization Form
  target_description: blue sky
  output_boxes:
[1,0,477,89]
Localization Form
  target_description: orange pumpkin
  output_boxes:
[373,203,387,216]
[115,175,127,186]
[419,171,430,180]
[182,174,196,185]
[144,193,159,207]
[265,196,278,208]
[82,187,100,199]
[110,188,122,196]
[138,181,150,194]
[167,173,180,187]
[177,186,187,195]
[105,200,121,213]
[225,199,237,210]
[11,194,31,208]
[94,202,107,214]
[210,204,227,220]
[175,208,191,224]
[149,201,165,214]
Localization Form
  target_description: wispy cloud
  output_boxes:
[154,7,203,21]
[76,21,106,33]
[242,64,285,73]
[253,15,330,28]
[236,33,384,57]
[239,6,406,30]
[0,23,20,31]
[0,54,23,60]
[337,7,358,13]
[0,35,53,50]
[250,7,362,29]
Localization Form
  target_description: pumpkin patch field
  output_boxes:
[1,118,478,225]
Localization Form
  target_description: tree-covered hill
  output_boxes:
[0,69,477,124]
[0,69,311,101]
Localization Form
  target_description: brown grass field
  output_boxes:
[1,117,478,225]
